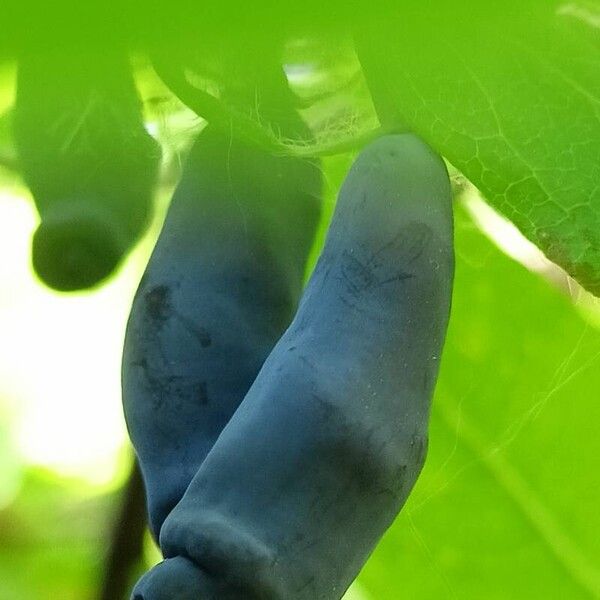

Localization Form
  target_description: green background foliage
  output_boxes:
[362,204,600,599]
[0,1,599,598]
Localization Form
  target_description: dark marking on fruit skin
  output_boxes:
[340,249,413,296]
[145,285,172,326]
[130,357,169,412]
[173,313,212,348]
[309,393,405,501]
[144,284,212,346]
[197,382,209,406]
[134,134,453,599]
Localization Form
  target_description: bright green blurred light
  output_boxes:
[0,188,147,488]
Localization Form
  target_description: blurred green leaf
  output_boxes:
[357,203,600,599]
[358,1,600,295]
[0,469,123,599]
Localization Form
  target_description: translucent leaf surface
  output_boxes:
[357,203,600,599]
[358,1,600,295]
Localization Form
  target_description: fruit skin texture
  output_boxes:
[122,121,322,537]
[132,133,454,599]
[13,48,160,291]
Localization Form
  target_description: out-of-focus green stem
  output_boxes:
[152,55,392,158]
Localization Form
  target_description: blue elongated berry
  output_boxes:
[134,133,454,599]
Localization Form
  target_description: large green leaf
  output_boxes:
[357,1,600,295]
[356,203,600,598]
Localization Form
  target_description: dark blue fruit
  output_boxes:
[135,133,454,599]
[122,121,321,537]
